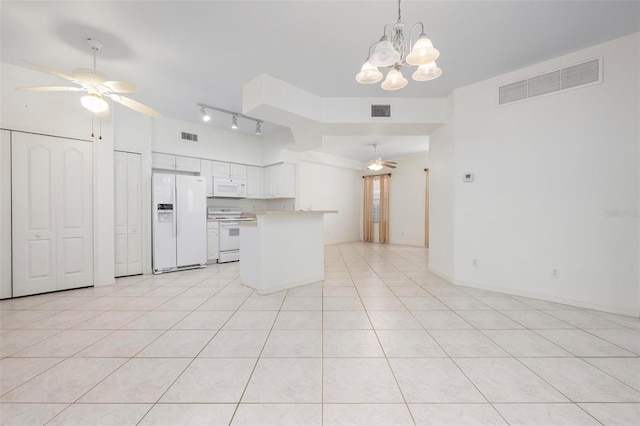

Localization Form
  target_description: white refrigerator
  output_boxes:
[152,173,207,273]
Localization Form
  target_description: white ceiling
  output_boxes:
[1,1,638,161]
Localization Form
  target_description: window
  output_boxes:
[372,178,380,223]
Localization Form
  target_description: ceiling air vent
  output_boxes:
[181,131,198,142]
[371,104,391,117]
[498,58,602,106]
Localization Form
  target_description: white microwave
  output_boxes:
[212,177,247,198]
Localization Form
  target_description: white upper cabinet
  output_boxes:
[246,166,262,199]
[200,159,213,197]
[152,152,176,170]
[263,163,295,199]
[211,161,231,178]
[230,163,247,179]
[175,155,201,173]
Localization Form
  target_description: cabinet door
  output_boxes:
[175,155,201,173]
[151,152,176,170]
[211,161,230,178]
[12,132,93,296]
[230,163,247,179]
[246,166,262,199]
[126,153,142,275]
[55,141,94,290]
[12,134,57,295]
[277,163,295,198]
[114,152,129,278]
[201,159,213,197]
[0,130,11,298]
[207,225,219,262]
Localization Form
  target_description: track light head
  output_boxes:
[231,114,239,130]
[255,121,262,135]
[201,107,210,122]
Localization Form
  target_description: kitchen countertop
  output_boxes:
[252,210,338,215]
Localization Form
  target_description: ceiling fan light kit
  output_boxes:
[356,0,442,90]
[367,143,398,171]
[80,93,108,113]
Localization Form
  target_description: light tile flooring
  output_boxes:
[1,242,639,425]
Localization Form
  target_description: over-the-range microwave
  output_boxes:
[212,177,247,198]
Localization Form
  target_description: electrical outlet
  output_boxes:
[551,269,559,278]
[472,259,480,267]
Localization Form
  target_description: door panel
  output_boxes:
[176,175,206,267]
[114,234,127,277]
[13,134,56,296]
[56,141,93,290]
[126,154,142,275]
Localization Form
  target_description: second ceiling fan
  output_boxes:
[367,144,397,171]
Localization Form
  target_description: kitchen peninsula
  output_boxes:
[239,210,337,294]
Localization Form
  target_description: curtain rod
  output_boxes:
[362,173,392,178]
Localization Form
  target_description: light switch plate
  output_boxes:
[463,173,474,182]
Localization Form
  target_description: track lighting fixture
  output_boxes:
[200,107,210,122]
[197,103,263,136]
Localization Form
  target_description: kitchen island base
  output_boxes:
[239,211,336,295]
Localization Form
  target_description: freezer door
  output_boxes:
[152,173,177,272]
[176,175,207,267]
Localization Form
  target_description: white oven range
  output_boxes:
[207,207,253,263]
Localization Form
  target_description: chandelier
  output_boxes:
[356,0,442,90]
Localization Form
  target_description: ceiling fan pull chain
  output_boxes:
[99,111,102,140]
[90,110,95,138]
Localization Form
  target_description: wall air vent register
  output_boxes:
[181,131,198,142]
[371,104,391,117]
[498,58,602,106]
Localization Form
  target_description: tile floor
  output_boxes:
[1,242,639,425]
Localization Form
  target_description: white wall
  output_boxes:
[429,96,456,281]
[113,106,154,275]
[430,33,640,315]
[297,161,361,244]
[153,117,263,166]
[386,152,429,247]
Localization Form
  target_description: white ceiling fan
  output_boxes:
[18,38,161,118]
[367,143,397,171]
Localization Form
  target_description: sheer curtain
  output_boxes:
[363,176,374,242]
[379,174,390,243]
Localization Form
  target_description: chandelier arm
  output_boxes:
[409,22,425,51]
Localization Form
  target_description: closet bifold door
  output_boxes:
[12,132,93,297]
[114,151,142,277]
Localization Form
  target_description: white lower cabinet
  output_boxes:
[207,221,219,263]
[12,132,94,297]
[114,151,143,277]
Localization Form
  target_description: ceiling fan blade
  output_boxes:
[107,94,161,118]
[23,61,76,82]
[102,80,138,93]
[384,161,398,165]
[382,163,397,169]
[17,86,83,92]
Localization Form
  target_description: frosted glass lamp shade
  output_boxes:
[412,61,442,81]
[381,68,408,90]
[369,36,401,67]
[406,35,440,65]
[80,93,108,113]
[356,61,383,84]
[367,162,384,171]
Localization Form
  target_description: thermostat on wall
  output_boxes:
[463,173,474,182]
